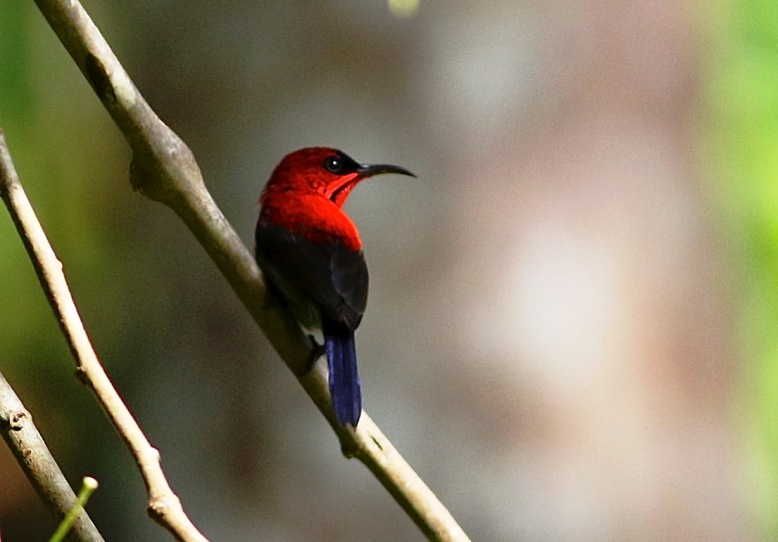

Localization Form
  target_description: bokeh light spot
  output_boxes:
[388,0,419,18]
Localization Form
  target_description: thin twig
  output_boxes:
[50,476,99,542]
[32,0,470,540]
[0,370,104,542]
[0,131,208,542]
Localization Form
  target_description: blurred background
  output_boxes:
[0,1,775,540]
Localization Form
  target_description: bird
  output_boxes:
[255,147,414,426]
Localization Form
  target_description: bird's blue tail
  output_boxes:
[324,326,362,426]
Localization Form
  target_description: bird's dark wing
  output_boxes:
[256,221,368,331]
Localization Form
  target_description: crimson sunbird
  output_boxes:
[255,147,414,426]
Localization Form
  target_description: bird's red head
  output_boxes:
[262,147,414,208]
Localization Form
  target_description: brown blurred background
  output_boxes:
[0,1,775,540]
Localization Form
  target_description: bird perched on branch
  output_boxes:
[255,147,414,426]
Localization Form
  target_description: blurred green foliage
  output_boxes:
[707,0,778,537]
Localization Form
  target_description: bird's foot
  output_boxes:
[306,334,326,373]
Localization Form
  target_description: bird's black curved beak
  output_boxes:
[357,163,416,179]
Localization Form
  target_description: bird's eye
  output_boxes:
[324,156,343,173]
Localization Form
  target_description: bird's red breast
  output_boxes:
[260,192,363,251]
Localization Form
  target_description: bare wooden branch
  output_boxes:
[0,131,208,542]
[31,1,470,540]
[0,370,104,542]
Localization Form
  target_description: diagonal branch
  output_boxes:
[31,1,470,540]
[0,131,208,542]
[0,370,104,542]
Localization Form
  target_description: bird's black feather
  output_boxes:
[255,220,368,332]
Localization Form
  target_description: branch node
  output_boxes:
[129,135,204,206]
[148,494,181,520]
[147,446,161,462]
[9,409,30,431]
